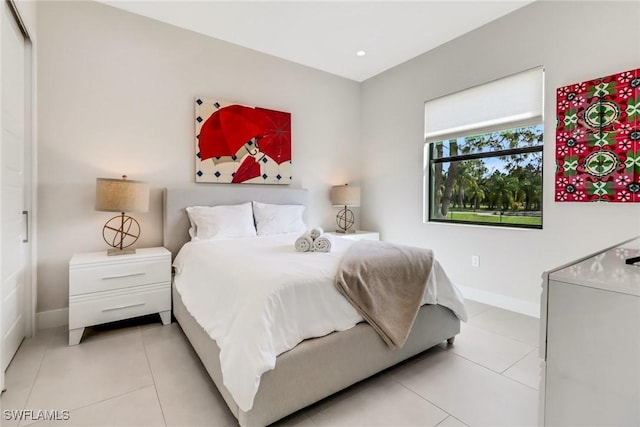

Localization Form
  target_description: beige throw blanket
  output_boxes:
[335,240,434,349]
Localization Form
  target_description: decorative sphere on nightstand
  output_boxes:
[102,214,140,251]
[336,208,355,232]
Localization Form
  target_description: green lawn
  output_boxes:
[445,211,541,226]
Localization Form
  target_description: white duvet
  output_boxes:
[173,233,467,412]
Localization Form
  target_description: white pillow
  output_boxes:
[186,203,257,240]
[187,215,197,240]
[252,201,306,236]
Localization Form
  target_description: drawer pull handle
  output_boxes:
[101,272,146,280]
[102,302,145,312]
[23,211,29,243]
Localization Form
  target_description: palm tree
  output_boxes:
[487,173,517,212]
[465,180,486,211]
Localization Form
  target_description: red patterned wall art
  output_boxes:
[195,98,292,184]
[555,68,640,202]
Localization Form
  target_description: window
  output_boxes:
[428,125,543,227]
[424,67,544,229]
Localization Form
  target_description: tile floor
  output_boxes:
[0,301,541,427]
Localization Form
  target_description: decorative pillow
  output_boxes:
[186,203,257,240]
[252,201,306,236]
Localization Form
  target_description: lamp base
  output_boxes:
[103,213,141,256]
[335,206,356,235]
[107,248,136,256]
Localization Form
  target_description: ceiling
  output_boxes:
[100,1,535,82]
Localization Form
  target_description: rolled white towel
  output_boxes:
[309,227,324,240]
[313,233,332,253]
[295,232,314,252]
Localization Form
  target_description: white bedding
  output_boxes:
[173,233,467,412]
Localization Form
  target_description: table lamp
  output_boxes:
[95,175,149,255]
[330,184,360,233]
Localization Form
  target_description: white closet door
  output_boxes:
[1,0,27,373]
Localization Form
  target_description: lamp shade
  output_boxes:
[330,185,361,207]
[95,176,149,213]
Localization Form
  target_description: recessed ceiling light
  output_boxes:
[356,50,366,57]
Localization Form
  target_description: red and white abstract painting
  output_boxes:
[195,98,292,184]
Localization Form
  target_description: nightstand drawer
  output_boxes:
[69,258,170,295]
[69,282,170,329]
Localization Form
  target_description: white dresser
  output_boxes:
[68,247,172,345]
[540,238,640,426]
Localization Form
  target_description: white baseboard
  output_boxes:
[457,284,540,318]
[36,307,68,330]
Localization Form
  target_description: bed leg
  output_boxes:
[446,336,455,346]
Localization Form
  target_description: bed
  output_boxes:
[163,185,465,427]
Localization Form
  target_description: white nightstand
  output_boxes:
[327,230,380,241]
[68,247,172,345]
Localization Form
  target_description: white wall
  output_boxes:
[36,1,361,313]
[361,1,640,315]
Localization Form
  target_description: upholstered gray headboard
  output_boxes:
[163,185,308,258]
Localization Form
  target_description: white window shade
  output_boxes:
[424,66,544,142]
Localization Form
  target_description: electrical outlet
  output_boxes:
[471,255,480,267]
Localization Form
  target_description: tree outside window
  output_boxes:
[428,124,543,228]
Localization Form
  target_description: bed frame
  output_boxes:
[163,185,460,427]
